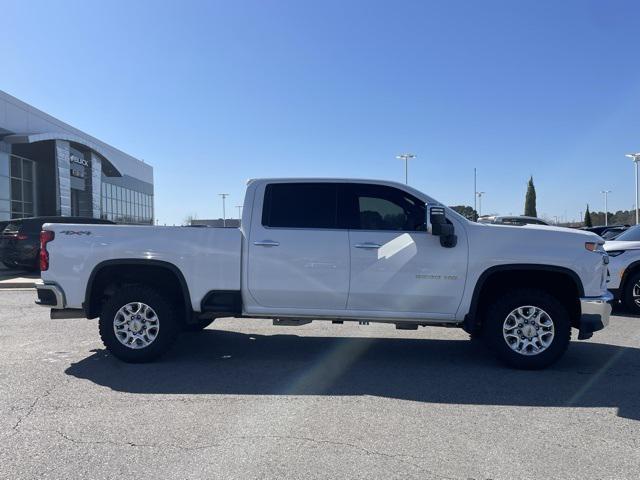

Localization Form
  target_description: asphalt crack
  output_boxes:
[53,431,456,479]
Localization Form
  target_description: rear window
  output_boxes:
[262,183,337,229]
[20,219,45,234]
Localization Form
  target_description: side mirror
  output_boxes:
[427,205,457,248]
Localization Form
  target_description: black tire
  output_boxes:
[98,284,181,363]
[183,318,214,332]
[468,329,483,341]
[482,288,571,369]
[622,271,640,315]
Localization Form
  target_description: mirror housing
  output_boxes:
[427,205,457,248]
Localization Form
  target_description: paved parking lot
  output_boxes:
[1,289,639,480]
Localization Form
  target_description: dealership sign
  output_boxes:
[70,154,89,167]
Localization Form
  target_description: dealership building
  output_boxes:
[0,90,153,223]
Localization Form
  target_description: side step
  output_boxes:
[273,318,313,326]
[395,323,419,330]
[50,309,85,319]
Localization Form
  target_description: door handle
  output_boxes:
[353,242,382,249]
[253,240,280,247]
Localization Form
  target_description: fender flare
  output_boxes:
[83,259,192,319]
[463,264,584,332]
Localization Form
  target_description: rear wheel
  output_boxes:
[98,285,181,363]
[482,288,571,369]
[622,271,640,315]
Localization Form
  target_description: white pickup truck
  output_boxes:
[35,178,612,369]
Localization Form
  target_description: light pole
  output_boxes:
[601,190,611,226]
[474,168,477,217]
[476,191,485,217]
[396,153,416,184]
[218,193,229,227]
[236,205,243,220]
[625,153,640,225]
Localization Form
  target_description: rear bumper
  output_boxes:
[578,292,613,340]
[35,281,65,309]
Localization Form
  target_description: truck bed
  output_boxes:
[41,224,242,311]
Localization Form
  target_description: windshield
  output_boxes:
[612,225,640,242]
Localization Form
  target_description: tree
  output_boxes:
[584,205,592,227]
[524,176,537,217]
[450,205,478,221]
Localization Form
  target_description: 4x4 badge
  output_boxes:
[59,230,92,235]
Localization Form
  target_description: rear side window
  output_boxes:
[262,183,337,229]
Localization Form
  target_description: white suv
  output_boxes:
[604,225,640,313]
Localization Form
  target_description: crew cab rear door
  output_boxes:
[246,182,350,310]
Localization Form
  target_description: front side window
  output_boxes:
[343,184,426,231]
[262,183,337,229]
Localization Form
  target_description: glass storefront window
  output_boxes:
[9,155,36,219]
[100,181,153,224]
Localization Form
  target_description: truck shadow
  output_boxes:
[65,330,640,421]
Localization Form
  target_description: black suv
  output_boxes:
[0,217,114,271]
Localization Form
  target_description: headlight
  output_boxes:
[607,250,625,257]
[585,242,605,252]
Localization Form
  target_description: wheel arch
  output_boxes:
[619,259,640,293]
[83,259,192,320]
[464,264,584,333]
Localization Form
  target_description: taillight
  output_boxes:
[39,230,55,271]
[16,233,28,240]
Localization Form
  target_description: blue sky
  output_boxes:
[2,0,639,224]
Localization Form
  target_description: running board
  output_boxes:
[273,318,313,326]
[50,309,85,319]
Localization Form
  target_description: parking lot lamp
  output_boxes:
[625,153,640,225]
[396,153,416,184]
[218,193,229,227]
[601,190,611,226]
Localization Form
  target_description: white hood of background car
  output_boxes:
[604,240,640,251]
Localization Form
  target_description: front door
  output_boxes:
[344,183,467,316]
[247,182,350,310]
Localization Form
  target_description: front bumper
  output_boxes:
[578,291,613,340]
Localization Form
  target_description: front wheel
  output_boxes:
[482,288,571,369]
[98,285,181,363]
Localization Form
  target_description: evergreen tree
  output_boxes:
[524,176,537,217]
[450,205,478,221]
[584,205,592,227]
